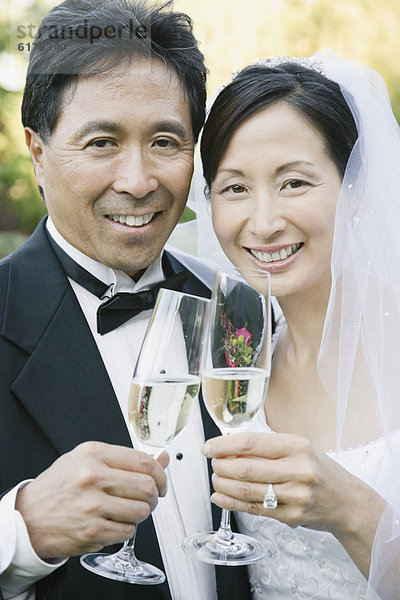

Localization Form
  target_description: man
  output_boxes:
[0,1,251,598]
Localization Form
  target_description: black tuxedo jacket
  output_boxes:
[0,219,251,600]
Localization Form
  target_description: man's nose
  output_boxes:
[112,148,158,198]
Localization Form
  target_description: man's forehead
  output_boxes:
[61,58,186,110]
[50,59,192,140]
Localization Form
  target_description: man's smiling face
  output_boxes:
[27,58,194,277]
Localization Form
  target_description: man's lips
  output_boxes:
[106,212,157,228]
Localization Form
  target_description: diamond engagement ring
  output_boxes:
[263,483,278,510]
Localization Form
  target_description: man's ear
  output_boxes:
[25,127,46,187]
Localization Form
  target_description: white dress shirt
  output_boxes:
[0,217,217,600]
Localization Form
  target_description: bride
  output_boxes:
[187,54,400,599]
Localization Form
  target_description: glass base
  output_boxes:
[182,530,266,566]
[80,551,166,585]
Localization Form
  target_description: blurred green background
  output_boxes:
[1,0,400,257]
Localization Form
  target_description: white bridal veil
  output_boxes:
[317,53,400,599]
[168,52,400,598]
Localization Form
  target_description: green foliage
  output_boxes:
[1,0,400,241]
[0,230,27,258]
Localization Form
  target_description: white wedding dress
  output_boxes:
[236,402,399,599]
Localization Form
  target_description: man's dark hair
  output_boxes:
[201,62,358,190]
[22,0,207,142]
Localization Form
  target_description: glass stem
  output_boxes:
[116,527,139,564]
[216,509,234,542]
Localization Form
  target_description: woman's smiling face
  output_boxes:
[211,101,342,300]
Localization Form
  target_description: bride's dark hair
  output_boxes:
[201,62,358,192]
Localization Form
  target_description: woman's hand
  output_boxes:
[203,432,386,577]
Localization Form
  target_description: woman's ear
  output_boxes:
[25,127,46,187]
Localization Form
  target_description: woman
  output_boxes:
[192,54,400,599]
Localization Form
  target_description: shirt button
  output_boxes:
[176,452,183,460]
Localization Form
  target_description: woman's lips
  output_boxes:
[246,242,303,271]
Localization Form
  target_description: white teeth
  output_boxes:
[126,215,142,226]
[109,213,155,227]
[250,243,301,263]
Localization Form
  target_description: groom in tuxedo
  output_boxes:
[0,1,251,599]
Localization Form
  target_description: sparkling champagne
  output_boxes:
[202,367,268,433]
[128,376,201,455]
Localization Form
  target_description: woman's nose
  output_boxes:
[247,194,286,239]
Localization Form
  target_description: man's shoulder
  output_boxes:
[0,218,47,269]
[165,246,217,291]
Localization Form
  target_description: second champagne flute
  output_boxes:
[81,288,210,584]
[183,268,271,565]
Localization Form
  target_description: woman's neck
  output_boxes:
[276,280,331,363]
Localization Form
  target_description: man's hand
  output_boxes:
[15,441,169,560]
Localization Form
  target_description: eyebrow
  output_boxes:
[215,168,245,177]
[73,121,124,141]
[73,119,190,142]
[149,120,190,140]
[275,160,316,174]
[216,161,317,178]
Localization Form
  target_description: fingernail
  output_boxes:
[211,493,222,507]
[202,441,211,456]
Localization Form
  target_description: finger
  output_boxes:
[212,473,275,503]
[100,494,155,524]
[60,517,137,556]
[203,432,310,460]
[210,491,306,528]
[157,450,170,471]
[212,476,313,521]
[70,442,167,496]
[211,456,294,484]
[210,491,285,520]
[212,471,291,504]
[77,442,168,496]
[101,471,162,507]
[115,449,168,497]
[82,521,136,553]
[75,441,164,475]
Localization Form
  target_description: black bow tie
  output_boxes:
[47,235,188,335]
[96,272,187,334]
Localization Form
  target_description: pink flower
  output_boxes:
[236,327,252,345]
[220,311,254,368]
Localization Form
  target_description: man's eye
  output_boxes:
[88,139,116,148]
[154,138,178,148]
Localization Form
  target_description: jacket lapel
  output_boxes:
[2,219,131,455]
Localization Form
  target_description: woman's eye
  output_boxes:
[283,179,307,190]
[222,184,246,194]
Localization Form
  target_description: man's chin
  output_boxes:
[104,253,163,278]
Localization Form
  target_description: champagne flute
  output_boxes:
[182,268,271,565]
[80,288,210,584]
